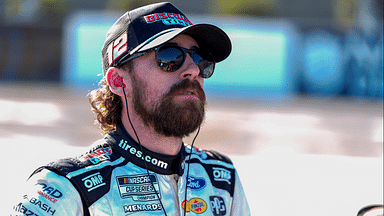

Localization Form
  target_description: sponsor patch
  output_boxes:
[118,139,168,170]
[213,167,232,185]
[13,203,39,215]
[144,12,192,27]
[23,195,56,215]
[82,172,106,192]
[79,147,112,164]
[210,196,227,216]
[116,174,161,201]
[182,198,207,214]
[187,176,206,190]
[37,183,63,203]
[193,147,209,159]
[123,203,163,213]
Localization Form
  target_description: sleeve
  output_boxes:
[9,169,84,216]
[230,171,251,216]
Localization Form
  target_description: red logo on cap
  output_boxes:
[144,13,193,26]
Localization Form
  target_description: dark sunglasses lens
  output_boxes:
[200,61,215,78]
[157,46,184,72]
[193,52,215,78]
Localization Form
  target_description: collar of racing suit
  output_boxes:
[105,124,186,176]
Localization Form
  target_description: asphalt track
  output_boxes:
[1,83,383,215]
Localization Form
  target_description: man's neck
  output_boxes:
[121,111,183,156]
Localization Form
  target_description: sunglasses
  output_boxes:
[118,44,216,78]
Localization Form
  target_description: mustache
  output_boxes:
[167,79,206,101]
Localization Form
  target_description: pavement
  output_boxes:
[1,82,383,215]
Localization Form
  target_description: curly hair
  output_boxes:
[88,78,123,135]
[88,63,133,135]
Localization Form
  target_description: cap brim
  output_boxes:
[133,24,231,63]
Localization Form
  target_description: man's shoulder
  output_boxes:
[30,138,127,207]
[33,139,122,177]
[205,149,233,164]
[189,145,233,165]
[188,146,237,197]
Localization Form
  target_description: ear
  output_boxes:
[106,67,128,96]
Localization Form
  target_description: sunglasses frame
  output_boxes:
[118,44,215,78]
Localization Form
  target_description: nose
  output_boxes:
[179,53,200,80]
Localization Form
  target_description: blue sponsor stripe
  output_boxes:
[67,157,125,179]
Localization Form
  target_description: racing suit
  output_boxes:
[10,124,251,215]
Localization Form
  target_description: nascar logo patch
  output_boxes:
[116,174,161,201]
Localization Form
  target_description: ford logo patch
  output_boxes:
[187,176,206,190]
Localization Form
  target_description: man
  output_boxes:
[10,2,250,215]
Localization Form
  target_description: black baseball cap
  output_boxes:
[101,2,232,76]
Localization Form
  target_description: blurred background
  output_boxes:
[0,0,383,215]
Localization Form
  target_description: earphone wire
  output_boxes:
[122,87,168,216]
[183,126,200,216]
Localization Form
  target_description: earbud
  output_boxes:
[113,75,126,88]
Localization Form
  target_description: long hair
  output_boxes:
[88,78,123,135]
[88,63,132,135]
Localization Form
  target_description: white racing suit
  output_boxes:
[10,124,251,215]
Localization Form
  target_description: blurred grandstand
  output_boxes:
[0,0,383,215]
[0,0,382,99]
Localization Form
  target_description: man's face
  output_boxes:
[128,34,206,137]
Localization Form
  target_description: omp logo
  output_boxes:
[117,174,161,201]
[213,167,231,184]
[144,13,192,27]
[82,172,106,192]
[182,198,207,214]
[210,196,226,216]
[119,139,168,170]
[187,176,206,190]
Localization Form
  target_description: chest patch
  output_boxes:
[116,174,161,202]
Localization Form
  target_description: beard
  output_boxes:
[130,77,206,138]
